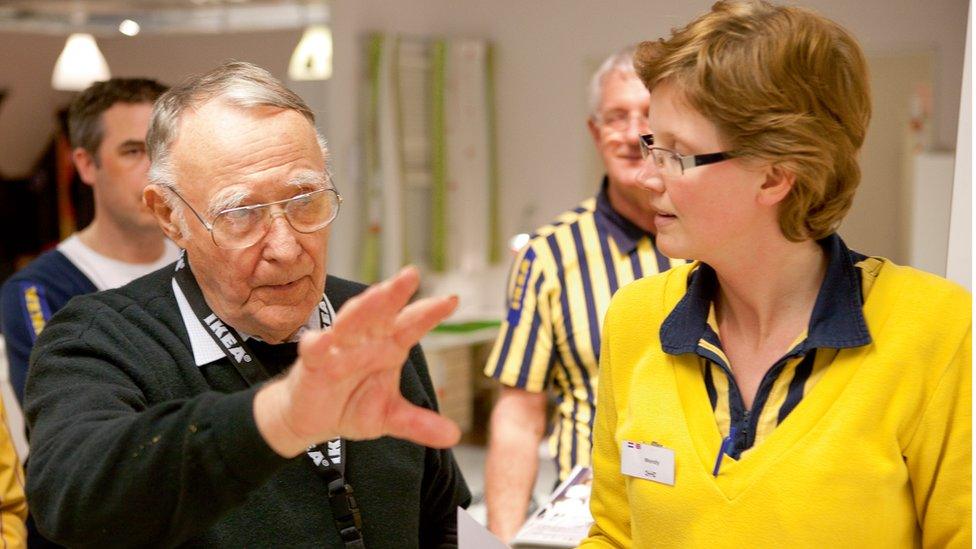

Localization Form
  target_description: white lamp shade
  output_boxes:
[288,25,333,81]
[52,33,111,91]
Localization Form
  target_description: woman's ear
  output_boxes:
[758,165,796,206]
[143,185,186,244]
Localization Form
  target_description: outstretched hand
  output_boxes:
[254,266,461,457]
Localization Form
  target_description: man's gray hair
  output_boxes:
[147,60,327,234]
[587,45,639,118]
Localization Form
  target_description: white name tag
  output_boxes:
[621,440,675,486]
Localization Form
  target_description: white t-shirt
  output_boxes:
[58,235,182,291]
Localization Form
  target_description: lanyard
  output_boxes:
[173,256,365,548]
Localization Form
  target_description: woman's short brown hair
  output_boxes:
[634,0,870,241]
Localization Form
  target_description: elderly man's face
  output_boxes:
[588,71,657,233]
[168,101,330,342]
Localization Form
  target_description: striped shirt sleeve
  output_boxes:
[1,280,56,406]
[484,242,555,393]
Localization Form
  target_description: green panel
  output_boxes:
[485,42,501,264]
[429,40,448,272]
[431,320,502,333]
[359,33,384,283]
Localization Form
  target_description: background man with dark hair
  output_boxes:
[1,77,179,406]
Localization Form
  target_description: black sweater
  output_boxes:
[24,266,470,548]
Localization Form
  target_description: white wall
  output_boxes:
[907,152,956,275]
[946,11,971,289]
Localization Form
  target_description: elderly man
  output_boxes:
[483,46,683,541]
[25,61,470,548]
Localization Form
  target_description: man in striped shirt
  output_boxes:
[483,46,682,541]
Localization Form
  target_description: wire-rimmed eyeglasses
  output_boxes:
[169,186,342,249]
[596,110,651,133]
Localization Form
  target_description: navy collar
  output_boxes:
[594,176,653,255]
[660,234,872,355]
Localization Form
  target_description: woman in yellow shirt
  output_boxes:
[581,1,971,547]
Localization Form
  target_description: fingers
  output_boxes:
[299,265,455,377]
[388,264,421,296]
[385,400,461,449]
[329,266,457,353]
[392,294,459,348]
[369,265,421,319]
[333,267,421,339]
[298,327,334,363]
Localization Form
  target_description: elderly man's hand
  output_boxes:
[253,266,461,457]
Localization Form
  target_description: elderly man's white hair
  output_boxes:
[587,45,639,120]
[147,60,330,236]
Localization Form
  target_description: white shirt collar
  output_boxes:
[60,235,181,291]
[172,278,334,367]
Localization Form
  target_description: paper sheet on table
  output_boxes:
[457,506,509,549]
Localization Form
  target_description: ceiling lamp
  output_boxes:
[51,33,111,91]
[118,19,141,37]
[288,25,333,81]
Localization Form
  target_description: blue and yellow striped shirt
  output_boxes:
[485,181,683,480]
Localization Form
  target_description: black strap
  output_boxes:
[174,255,365,547]
[320,465,365,548]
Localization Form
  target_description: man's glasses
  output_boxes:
[596,110,651,133]
[170,187,342,249]
[638,134,732,176]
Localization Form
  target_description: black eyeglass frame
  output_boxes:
[638,134,733,174]
[168,186,343,249]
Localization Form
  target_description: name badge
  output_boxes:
[621,440,675,486]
